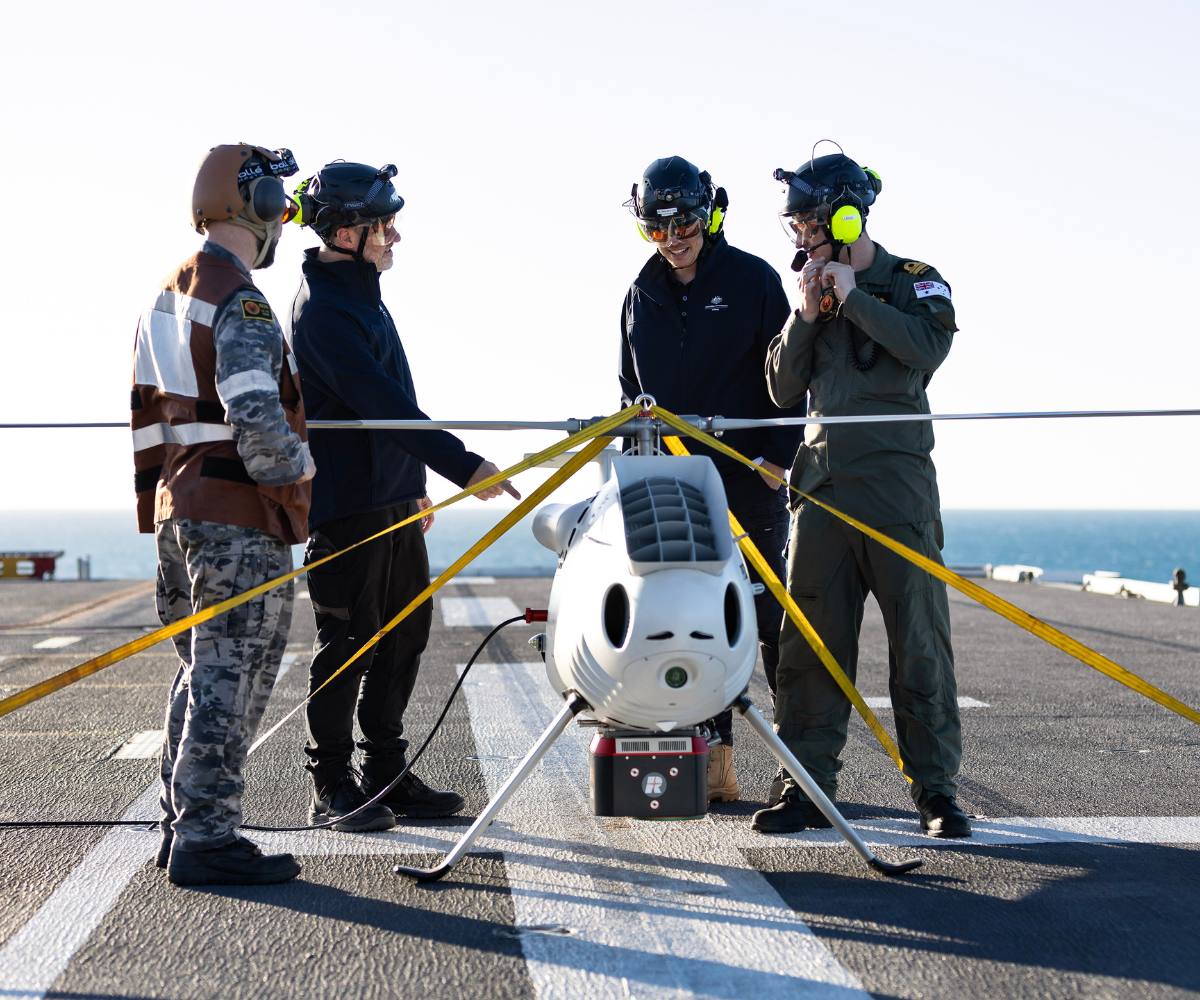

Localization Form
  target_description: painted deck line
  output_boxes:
[112,730,164,759]
[862,695,991,709]
[456,661,870,1000]
[0,782,158,1000]
[712,815,1200,849]
[275,651,301,682]
[31,636,81,650]
[439,596,527,627]
[257,814,1200,858]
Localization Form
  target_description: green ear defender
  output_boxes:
[828,203,863,244]
[708,185,728,235]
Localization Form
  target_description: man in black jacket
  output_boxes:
[290,161,518,831]
[619,156,801,801]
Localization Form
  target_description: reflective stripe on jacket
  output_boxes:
[131,251,311,544]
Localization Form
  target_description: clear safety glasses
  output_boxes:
[366,212,401,246]
[637,211,706,244]
[780,206,830,243]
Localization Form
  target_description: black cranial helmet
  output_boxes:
[293,161,405,261]
[625,156,727,245]
[773,149,880,218]
[773,142,882,264]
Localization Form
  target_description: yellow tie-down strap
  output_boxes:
[656,407,1200,730]
[0,407,639,721]
[662,434,911,780]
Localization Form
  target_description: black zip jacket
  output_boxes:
[291,249,483,529]
[619,234,802,489]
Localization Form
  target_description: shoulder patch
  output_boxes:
[894,260,933,277]
[913,280,951,300]
[240,298,274,322]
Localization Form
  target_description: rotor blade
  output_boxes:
[707,408,1200,429]
[4,408,1200,432]
[305,419,581,431]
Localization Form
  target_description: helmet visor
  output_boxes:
[780,206,830,244]
[637,210,707,244]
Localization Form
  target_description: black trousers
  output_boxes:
[303,501,432,794]
[709,477,790,745]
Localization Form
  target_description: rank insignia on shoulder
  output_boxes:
[900,260,932,277]
[241,299,273,321]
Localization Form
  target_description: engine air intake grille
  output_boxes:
[619,477,718,562]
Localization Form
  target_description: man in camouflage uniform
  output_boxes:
[753,149,971,839]
[132,144,316,885]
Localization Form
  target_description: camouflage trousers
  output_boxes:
[155,519,293,851]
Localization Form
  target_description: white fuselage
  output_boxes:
[533,455,758,731]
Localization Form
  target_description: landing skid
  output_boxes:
[394,691,921,882]
[731,694,923,876]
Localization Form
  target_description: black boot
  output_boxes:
[751,795,835,834]
[370,770,465,819]
[167,837,300,886]
[310,770,396,832]
[919,793,972,838]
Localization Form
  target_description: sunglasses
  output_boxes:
[637,213,705,244]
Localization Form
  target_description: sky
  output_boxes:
[1,0,1198,516]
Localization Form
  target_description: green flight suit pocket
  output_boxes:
[888,586,956,717]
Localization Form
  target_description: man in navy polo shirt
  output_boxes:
[619,156,801,802]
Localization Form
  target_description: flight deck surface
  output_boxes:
[1,575,1197,999]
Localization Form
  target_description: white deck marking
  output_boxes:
[275,652,300,682]
[439,596,526,627]
[112,730,164,759]
[438,575,497,585]
[296,590,309,601]
[31,636,82,650]
[0,782,158,999]
[455,661,870,999]
[863,695,990,708]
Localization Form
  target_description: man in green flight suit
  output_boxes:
[755,146,971,838]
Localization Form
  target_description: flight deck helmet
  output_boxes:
[625,156,727,244]
[292,161,405,262]
[773,143,881,250]
[191,143,300,268]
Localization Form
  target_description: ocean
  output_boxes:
[3,508,1200,587]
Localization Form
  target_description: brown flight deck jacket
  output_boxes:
[765,242,957,528]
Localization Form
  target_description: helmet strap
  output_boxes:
[224,214,280,269]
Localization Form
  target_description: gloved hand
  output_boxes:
[304,530,335,565]
[298,441,317,483]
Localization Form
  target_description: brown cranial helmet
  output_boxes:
[191,144,299,233]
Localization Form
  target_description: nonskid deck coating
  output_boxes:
[0,576,1197,999]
